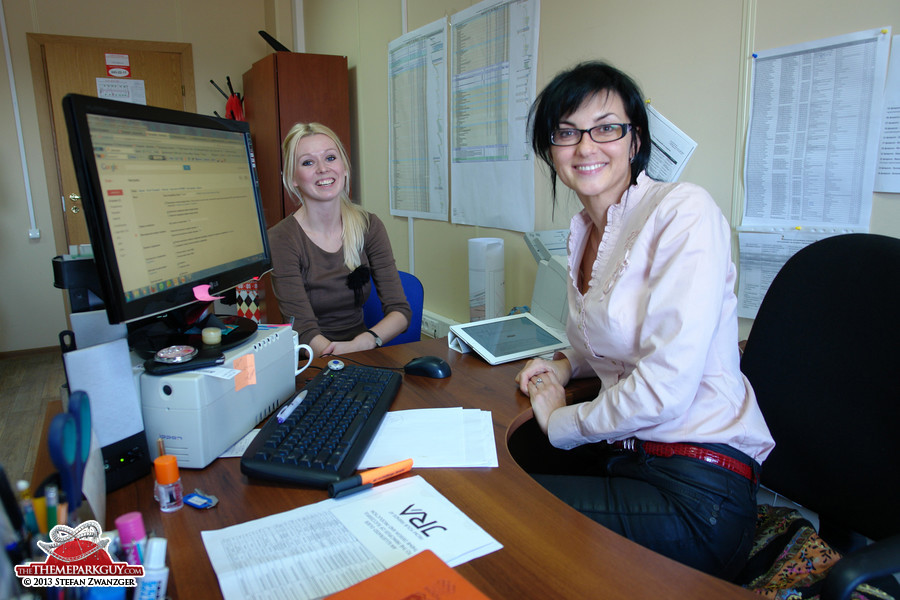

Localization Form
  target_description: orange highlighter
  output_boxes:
[328,458,414,498]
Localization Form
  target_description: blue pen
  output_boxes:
[276,391,307,423]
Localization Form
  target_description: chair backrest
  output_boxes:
[362,271,424,346]
[740,233,900,544]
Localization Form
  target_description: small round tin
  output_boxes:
[155,345,199,364]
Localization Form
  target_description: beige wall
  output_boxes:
[0,0,292,353]
[301,0,900,340]
[2,0,898,352]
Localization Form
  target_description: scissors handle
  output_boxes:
[48,391,92,525]
[48,413,78,522]
[69,391,92,467]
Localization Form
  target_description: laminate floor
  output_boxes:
[0,350,66,487]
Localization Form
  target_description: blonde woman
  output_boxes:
[268,123,410,357]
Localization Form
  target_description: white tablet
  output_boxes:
[448,313,569,365]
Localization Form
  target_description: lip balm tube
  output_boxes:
[201,327,222,345]
[114,511,147,565]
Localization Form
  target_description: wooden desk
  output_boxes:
[41,337,756,599]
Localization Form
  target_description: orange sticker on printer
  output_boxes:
[233,354,256,391]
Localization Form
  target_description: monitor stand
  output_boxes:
[128,305,258,360]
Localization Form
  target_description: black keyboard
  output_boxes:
[240,364,401,487]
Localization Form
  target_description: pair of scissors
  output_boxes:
[48,390,92,525]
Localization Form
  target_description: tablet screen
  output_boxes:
[459,315,564,357]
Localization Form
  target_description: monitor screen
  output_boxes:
[62,94,271,329]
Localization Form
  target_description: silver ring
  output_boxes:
[534,377,543,384]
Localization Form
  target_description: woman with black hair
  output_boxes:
[513,62,774,579]
[268,123,410,357]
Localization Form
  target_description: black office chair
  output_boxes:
[738,233,900,600]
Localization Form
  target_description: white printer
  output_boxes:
[140,325,297,468]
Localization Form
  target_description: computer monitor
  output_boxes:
[62,94,271,355]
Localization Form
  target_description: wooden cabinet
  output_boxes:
[243,51,351,227]
[242,52,351,323]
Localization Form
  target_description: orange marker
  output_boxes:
[328,459,414,498]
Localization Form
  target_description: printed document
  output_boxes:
[646,105,696,182]
[875,34,900,192]
[449,0,539,232]
[201,476,502,600]
[388,18,449,220]
[743,28,890,231]
[736,231,834,318]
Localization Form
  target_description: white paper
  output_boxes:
[743,28,891,232]
[69,309,127,349]
[82,429,106,528]
[219,429,259,458]
[646,105,697,182]
[737,231,835,318]
[359,408,498,469]
[62,338,144,448]
[449,0,539,232]
[197,366,240,380]
[875,34,900,192]
[96,77,146,105]
[201,476,502,600]
[388,19,449,220]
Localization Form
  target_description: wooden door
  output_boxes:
[28,34,196,250]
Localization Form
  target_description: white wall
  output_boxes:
[299,0,900,340]
[2,0,898,352]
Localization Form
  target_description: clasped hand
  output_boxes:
[515,357,572,435]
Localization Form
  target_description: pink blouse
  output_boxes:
[551,173,775,463]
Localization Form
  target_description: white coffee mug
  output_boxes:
[293,331,314,376]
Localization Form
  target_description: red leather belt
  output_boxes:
[612,439,758,483]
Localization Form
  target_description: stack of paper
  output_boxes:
[358,408,498,469]
[202,476,502,600]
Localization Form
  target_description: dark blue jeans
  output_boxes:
[509,421,760,580]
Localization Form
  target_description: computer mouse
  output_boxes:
[403,355,452,379]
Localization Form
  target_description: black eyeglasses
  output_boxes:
[550,123,632,146]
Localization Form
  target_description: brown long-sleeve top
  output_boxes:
[268,212,411,345]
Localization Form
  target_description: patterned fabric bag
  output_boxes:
[736,505,895,600]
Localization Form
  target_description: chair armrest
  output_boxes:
[821,533,900,600]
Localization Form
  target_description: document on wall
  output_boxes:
[388,18,450,221]
[875,35,900,193]
[201,476,502,600]
[742,27,891,232]
[736,231,835,318]
[646,104,697,183]
[449,0,539,232]
[96,77,146,105]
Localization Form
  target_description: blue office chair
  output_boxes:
[737,234,900,600]
[363,271,424,346]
